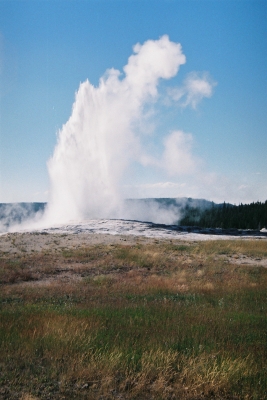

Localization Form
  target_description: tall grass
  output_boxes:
[0,238,267,399]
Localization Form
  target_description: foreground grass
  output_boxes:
[0,237,267,399]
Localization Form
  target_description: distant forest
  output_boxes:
[180,201,267,230]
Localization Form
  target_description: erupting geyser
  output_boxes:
[43,35,186,225]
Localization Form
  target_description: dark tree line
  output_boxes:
[179,200,267,230]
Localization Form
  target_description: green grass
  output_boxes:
[0,238,267,399]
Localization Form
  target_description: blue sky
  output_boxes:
[0,0,266,204]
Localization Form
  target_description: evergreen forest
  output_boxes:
[180,200,267,230]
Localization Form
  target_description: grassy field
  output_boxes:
[0,236,267,399]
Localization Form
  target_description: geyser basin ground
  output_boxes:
[7,218,267,240]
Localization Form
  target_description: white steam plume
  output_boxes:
[43,35,186,225]
[140,130,197,176]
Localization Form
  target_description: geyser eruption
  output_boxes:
[44,35,186,225]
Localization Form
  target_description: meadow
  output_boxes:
[0,234,267,399]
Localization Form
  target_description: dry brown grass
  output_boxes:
[0,235,267,399]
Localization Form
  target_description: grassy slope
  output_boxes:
[0,238,267,399]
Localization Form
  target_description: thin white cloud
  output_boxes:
[139,182,186,189]
[124,172,267,205]
[168,71,217,109]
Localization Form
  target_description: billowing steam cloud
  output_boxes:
[43,35,187,224]
[34,35,214,227]
[0,35,218,233]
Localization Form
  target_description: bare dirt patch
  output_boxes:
[1,232,267,291]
